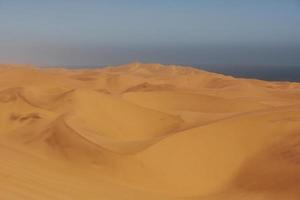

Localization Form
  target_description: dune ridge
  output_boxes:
[1,62,300,199]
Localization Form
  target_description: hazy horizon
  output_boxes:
[1,0,300,67]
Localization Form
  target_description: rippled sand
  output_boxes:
[1,62,300,200]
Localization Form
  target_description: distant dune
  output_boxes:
[1,62,300,200]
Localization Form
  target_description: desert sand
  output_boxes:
[1,62,300,200]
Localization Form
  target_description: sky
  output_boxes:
[0,0,300,66]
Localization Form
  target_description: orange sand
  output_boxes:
[1,62,300,199]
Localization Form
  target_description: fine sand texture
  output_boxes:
[1,62,300,200]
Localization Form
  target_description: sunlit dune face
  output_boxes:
[0,63,300,200]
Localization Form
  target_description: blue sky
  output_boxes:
[0,0,300,66]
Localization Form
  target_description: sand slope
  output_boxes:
[1,63,300,200]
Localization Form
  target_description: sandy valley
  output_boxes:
[1,62,300,199]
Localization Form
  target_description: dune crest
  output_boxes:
[1,63,300,200]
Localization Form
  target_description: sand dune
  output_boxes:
[1,62,300,199]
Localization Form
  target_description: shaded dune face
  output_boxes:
[234,132,300,189]
[0,63,300,200]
